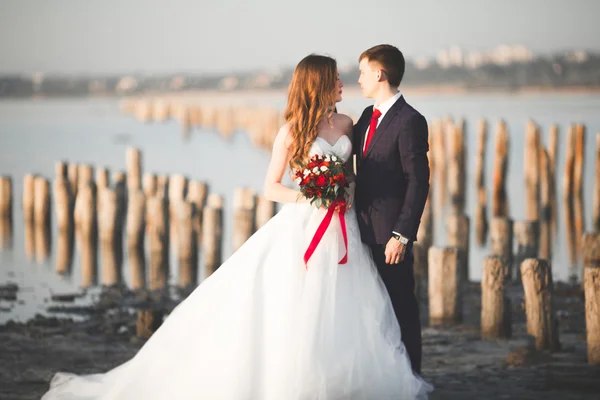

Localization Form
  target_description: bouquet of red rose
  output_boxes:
[294,152,350,267]
[294,152,349,209]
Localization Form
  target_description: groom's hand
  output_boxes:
[384,237,406,264]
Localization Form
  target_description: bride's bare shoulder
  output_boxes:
[333,113,353,135]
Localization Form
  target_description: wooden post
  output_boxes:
[428,247,462,325]
[156,175,169,199]
[492,120,509,218]
[147,197,169,291]
[0,177,13,249]
[77,164,94,191]
[33,177,51,227]
[525,120,540,221]
[203,194,223,277]
[75,184,97,287]
[547,125,559,238]
[582,233,600,364]
[255,195,275,230]
[573,124,586,272]
[520,259,560,351]
[481,256,511,339]
[539,148,552,260]
[142,173,157,198]
[67,163,79,198]
[98,188,121,286]
[0,176,12,219]
[415,190,433,295]
[174,201,198,289]
[168,174,187,245]
[490,217,513,280]
[55,161,68,179]
[594,134,600,232]
[127,190,146,290]
[563,126,577,278]
[22,174,35,223]
[53,177,73,273]
[96,167,110,191]
[34,222,51,264]
[187,180,207,245]
[475,119,488,246]
[431,120,446,213]
[24,220,34,260]
[126,147,142,192]
[136,310,163,339]
[448,119,466,214]
[514,221,540,282]
[446,214,470,282]
[233,188,255,252]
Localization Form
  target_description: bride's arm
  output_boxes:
[263,123,308,204]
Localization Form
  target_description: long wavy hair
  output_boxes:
[284,54,338,170]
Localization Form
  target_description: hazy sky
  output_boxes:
[2,0,599,74]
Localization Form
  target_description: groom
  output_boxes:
[352,44,430,374]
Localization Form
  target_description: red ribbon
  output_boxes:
[304,200,348,269]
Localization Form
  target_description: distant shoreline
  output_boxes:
[3,84,600,102]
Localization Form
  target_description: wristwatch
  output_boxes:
[392,232,409,245]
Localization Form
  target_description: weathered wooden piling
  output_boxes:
[428,247,462,325]
[147,196,169,291]
[33,177,51,227]
[136,309,163,339]
[255,195,275,230]
[582,233,600,364]
[447,119,466,214]
[492,120,509,218]
[56,228,74,275]
[53,177,73,232]
[539,148,552,260]
[489,218,514,280]
[445,214,470,282]
[126,147,142,192]
[98,189,121,286]
[77,164,94,191]
[22,174,35,222]
[174,201,198,289]
[143,173,157,198]
[55,161,68,180]
[156,175,169,199]
[187,180,207,245]
[67,164,79,198]
[127,190,146,290]
[475,119,488,246]
[34,223,51,264]
[233,188,255,252]
[96,167,110,192]
[514,221,540,281]
[594,133,600,232]
[481,256,511,339]
[431,119,446,213]
[520,259,560,351]
[0,176,12,219]
[203,194,223,277]
[75,184,97,287]
[525,120,541,221]
[547,125,559,238]
[563,126,577,277]
[0,216,12,250]
[24,220,35,260]
[573,124,586,269]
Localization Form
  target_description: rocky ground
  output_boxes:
[1,282,599,400]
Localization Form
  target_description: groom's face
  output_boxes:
[358,58,381,99]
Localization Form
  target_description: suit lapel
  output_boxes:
[355,110,372,159]
[364,96,406,159]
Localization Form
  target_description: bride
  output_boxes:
[42,54,433,400]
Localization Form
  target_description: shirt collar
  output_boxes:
[374,91,402,119]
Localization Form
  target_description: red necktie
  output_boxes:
[363,108,382,155]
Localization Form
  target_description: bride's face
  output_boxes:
[333,71,344,103]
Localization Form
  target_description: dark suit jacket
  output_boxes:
[352,95,430,245]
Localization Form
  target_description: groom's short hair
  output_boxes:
[359,45,405,88]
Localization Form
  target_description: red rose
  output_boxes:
[316,175,327,187]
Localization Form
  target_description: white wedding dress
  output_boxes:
[42,135,433,400]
